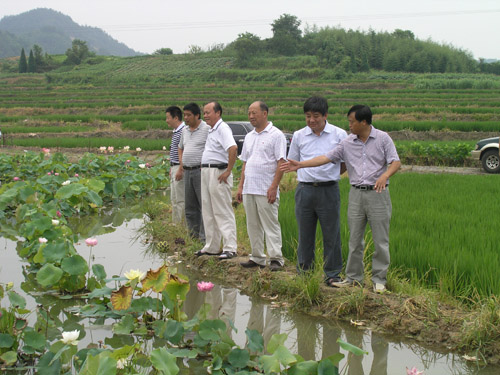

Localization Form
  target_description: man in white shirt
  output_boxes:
[237,101,287,271]
[287,96,347,286]
[196,102,238,260]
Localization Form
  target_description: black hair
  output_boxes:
[303,96,328,116]
[183,102,201,118]
[347,105,372,124]
[165,105,183,121]
[258,101,269,113]
[211,101,223,116]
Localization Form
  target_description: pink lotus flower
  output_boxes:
[146,163,151,168]
[42,148,50,154]
[74,173,79,177]
[406,367,424,375]
[197,281,214,292]
[85,238,98,247]
[13,177,20,181]
[56,210,62,218]
[39,237,48,244]
[54,173,59,176]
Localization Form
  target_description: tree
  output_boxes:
[27,49,36,73]
[270,14,302,56]
[233,33,262,67]
[18,48,27,73]
[187,45,202,54]
[32,44,45,72]
[64,39,94,65]
[154,48,173,55]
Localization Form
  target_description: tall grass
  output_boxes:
[278,174,500,300]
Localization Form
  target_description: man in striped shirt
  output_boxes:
[166,106,185,224]
[178,103,210,241]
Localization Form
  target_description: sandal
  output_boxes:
[325,277,341,288]
[218,251,237,260]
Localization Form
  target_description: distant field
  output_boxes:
[0,57,499,166]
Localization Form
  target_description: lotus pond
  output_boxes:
[1,206,498,375]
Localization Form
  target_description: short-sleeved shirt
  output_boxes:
[325,126,400,186]
[169,122,185,164]
[178,121,210,167]
[240,122,287,196]
[287,122,347,182]
[201,119,237,164]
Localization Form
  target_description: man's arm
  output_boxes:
[218,145,238,184]
[374,161,401,193]
[236,162,246,203]
[281,155,332,172]
[267,159,285,204]
[175,148,184,181]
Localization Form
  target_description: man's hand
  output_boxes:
[280,159,300,172]
[374,174,388,193]
[175,168,184,181]
[236,186,243,203]
[218,170,231,184]
[267,185,278,204]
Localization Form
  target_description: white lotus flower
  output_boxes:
[123,146,130,151]
[52,219,60,225]
[136,147,142,152]
[61,330,80,345]
[62,180,71,186]
[138,164,146,169]
[124,269,145,281]
[39,237,48,244]
[117,358,127,369]
[162,146,167,151]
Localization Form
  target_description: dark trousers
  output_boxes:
[184,168,205,242]
[295,182,342,279]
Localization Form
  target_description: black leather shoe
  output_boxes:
[269,260,283,272]
[240,260,265,269]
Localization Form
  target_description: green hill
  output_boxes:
[0,8,139,58]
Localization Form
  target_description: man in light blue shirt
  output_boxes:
[287,96,347,286]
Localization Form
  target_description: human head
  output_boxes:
[165,106,183,128]
[183,102,201,127]
[347,105,372,125]
[347,105,372,135]
[303,96,328,134]
[248,101,269,129]
[203,101,222,127]
[303,96,328,116]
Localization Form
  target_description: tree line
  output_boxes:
[18,39,96,73]
[224,14,478,73]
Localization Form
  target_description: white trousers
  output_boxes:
[169,165,185,224]
[201,168,237,254]
[243,194,284,266]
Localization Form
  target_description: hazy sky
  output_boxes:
[2,0,500,59]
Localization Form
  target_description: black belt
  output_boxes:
[301,181,337,187]
[170,162,180,166]
[352,184,387,190]
[201,163,228,169]
[183,165,200,170]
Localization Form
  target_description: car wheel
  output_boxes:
[481,149,500,173]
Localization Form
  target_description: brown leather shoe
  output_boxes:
[240,259,265,269]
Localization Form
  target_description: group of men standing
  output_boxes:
[167,97,400,292]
